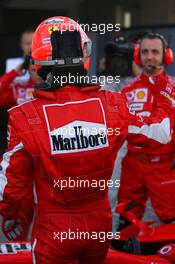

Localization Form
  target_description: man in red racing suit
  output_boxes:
[0,61,43,241]
[118,33,175,227]
[0,18,174,264]
[0,64,42,108]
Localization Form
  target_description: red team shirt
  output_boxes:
[122,71,175,155]
[0,70,34,108]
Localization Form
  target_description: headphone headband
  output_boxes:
[139,33,168,49]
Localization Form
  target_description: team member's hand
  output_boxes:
[2,218,29,241]
[15,63,27,76]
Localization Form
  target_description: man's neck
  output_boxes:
[143,68,164,77]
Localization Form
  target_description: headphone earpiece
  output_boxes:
[133,44,142,66]
[164,48,174,65]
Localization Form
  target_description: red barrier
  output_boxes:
[0,242,173,264]
[0,242,32,264]
[105,249,170,264]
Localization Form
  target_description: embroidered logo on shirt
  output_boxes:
[126,88,148,103]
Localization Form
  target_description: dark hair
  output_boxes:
[140,32,168,50]
[20,29,34,42]
[21,29,34,35]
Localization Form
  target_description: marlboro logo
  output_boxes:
[43,98,109,154]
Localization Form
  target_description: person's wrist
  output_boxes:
[14,69,22,76]
[15,64,26,76]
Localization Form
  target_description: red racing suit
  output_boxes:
[0,84,173,264]
[0,70,34,108]
[118,71,175,222]
[0,69,36,238]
